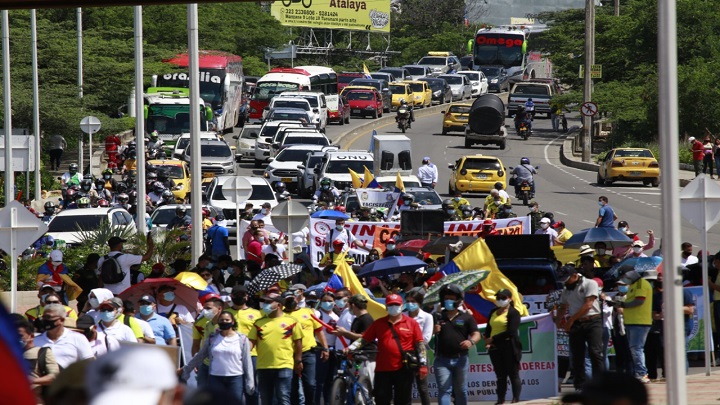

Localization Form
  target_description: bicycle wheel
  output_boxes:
[354,376,374,405]
[330,378,348,405]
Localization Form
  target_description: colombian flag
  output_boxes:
[439,238,528,324]
[0,304,36,404]
[363,63,372,79]
[394,171,405,193]
[333,253,387,320]
[363,166,382,189]
[349,168,363,189]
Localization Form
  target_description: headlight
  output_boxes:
[472,81,479,85]
[491,79,498,83]
[263,171,269,178]
[433,67,442,72]
[433,90,441,96]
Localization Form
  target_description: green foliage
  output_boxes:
[0,255,45,292]
[74,220,137,249]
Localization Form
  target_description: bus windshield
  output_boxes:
[157,69,225,110]
[146,105,209,134]
[474,33,525,68]
[253,82,301,101]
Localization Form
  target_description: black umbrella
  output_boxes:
[563,227,634,249]
[422,236,477,255]
[247,263,303,295]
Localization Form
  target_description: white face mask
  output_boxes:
[496,299,510,308]
[632,246,643,253]
[540,223,549,229]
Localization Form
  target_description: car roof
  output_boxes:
[611,147,652,151]
[271,107,310,113]
[54,207,121,216]
[284,144,331,151]
[462,154,502,161]
[178,132,217,139]
[438,74,463,78]
[402,80,426,84]
[272,97,311,103]
[448,102,473,107]
[148,159,185,166]
[457,70,480,74]
[216,175,269,185]
[342,86,378,92]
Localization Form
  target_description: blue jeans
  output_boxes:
[291,350,317,405]
[434,355,469,405]
[209,374,246,405]
[315,350,336,404]
[626,325,651,378]
[602,326,611,370]
[258,368,293,405]
[197,362,210,387]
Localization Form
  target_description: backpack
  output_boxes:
[100,253,125,284]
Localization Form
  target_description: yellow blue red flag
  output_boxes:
[348,168,363,189]
[333,253,387,320]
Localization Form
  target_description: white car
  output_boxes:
[297,151,326,198]
[277,91,328,132]
[374,175,422,189]
[315,150,375,191]
[457,70,489,97]
[402,65,432,81]
[150,204,219,230]
[234,124,261,162]
[262,97,313,122]
[47,207,137,246]
[205,176,279,239]
[264,145,337,191]
[438,74,473,101]
[173,131,219,159]
[254,121,307,168]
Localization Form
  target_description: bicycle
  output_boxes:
[330,350,375,405]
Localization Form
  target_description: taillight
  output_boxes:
[648,161,659,168]
[611,160,624,167]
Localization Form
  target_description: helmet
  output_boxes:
[147,172,158,181]
[442,199,452,208]
[80,179,93,190]
[128,141,137,149]
[69,163,79,173]
[98,199,109,207]
[153,181,165,193]
[44,201,56,213]
[77,197,90,207]
[102,168,113,179]
[150,130,159,139]
[516,105,525,112]
[115,182,127,194]
[176,206,187,216]
[202,207,210,217]
[459,204,471,212]
[118,193,129,203]
[336,205,346,213]
[276,181,286,191]
[494,181,503,190]
[439,283,464,301]
[462,209,473,218]
[320,178,332,190]
[402,193,414,201]
[83,173,93,181]
[520,157,530,165]
[400,98,407,105]
[162,189,174,200]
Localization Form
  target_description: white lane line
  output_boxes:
[622,192,661,196]
[583,219,594,224]
[543,135,662,209]
[556,211,567,216]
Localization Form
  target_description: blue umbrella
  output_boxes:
[605,256,663,281]
[563,227,634,249]
[357,256,428,278]
[311,210,350,220]
[305,282,327,295]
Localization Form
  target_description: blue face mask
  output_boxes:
[261,303,276,315]
[598,201,604,207]
[335,299,348,309]
[387,305,402,316]
[405,302,419,312]
[454,197,461,202]
[320,301,335,312]
[444,299,456,311]
[163,292,175,301]
[618,285,629,293]
[139,305,154,316]
[100,311,116,323]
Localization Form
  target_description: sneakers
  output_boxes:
[638,375,651,383]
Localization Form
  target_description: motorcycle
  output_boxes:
[395,106,411,133]
[517,179,534,206]
[518,122,530,140]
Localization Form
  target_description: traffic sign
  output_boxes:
[578,64,602,79]
[80,115,101,134]
[580,102,599,117]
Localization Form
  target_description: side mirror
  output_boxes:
[264,137,272,143]
[447,164,454,169]
[272,143,280,149]
[313,108,319,113]
[313,167,320,174]
[440,111,446,114]
[298,165,306,170]
[232,135,239,140]
[268,157,275,162]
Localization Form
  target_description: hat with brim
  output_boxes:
[260,292,283,303]
[98,301,115,310]
[385,294,403,306]
[579,245,595,256]
[556,265,578,284]
[495,289,512,299]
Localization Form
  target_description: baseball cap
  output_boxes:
[40,283,58,292]
[304,290,320,300]
[260,292,283,303]
[385,294,403,306]
[231,285,248,295]
[49,250,63,263]
[495,289,512,299]
[269,233,280,241]
[562,372,648,405]
[387,238,396,244]
[592,277,604,288]
[138,295,156,304]
[632,240,645,247]
[551,221,565,229]
[109,297,123,308]
[199,293,221,306]
[289,283,307,292]
[579,245,595,255]
[483,219,494,225]
[349,294,368,305]
[98,301,115,310]
[86,346,178,405]
[333,239,345,246]
[108,236,127,247]
[556,265,578,284]
[689,136,696,142]
[540,217,551,224]
[75,314,95,330]
[422,156,431,161]
[151,263,165,273]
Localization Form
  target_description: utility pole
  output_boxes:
[77,8,84,171]
[582,0,595,162]
[614,0,620,16]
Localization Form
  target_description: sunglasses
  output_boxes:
[45,300,61,304]
[99,308,115,313]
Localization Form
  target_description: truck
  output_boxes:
[144,87,215,146]
[463,94,507,150]
[507,81,557,118]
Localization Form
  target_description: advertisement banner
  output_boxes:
[419,313,558,401]
[308,217,531,267]
[355,189,396,209]
[270,0,391,33]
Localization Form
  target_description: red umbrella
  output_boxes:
[118,278,199,310]
[397,239,430,253]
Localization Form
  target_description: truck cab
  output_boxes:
[144,87,214,146]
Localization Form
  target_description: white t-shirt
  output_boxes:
[337,307,355,331]
[90,330,121,357]
[157,302,196,324]
[207,333,252,376]
[534,228,558,246]
[407,309,434,346]
[316,309,340,347]
[682,255,699,267]
[34,328,94,369]
[97,251,143,294]
[98,321,138,343]
[262,243,287,260]
[252,213,273,226]
[325,227,358,252]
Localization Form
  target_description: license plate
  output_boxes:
[353,109,361,114]
[521,186,531,191]
[474,173,488,179]
[281,177,292,182]
[629,171,643,176]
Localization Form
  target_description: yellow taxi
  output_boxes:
[388,83,413,110]
[148,159,191,203]
[597,148,660,187]
[403,80,432,108]
[448,154,507,194]
[440,102,472,135]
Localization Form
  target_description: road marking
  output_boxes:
[556,211,567,216]
[343,109,447,150]
[583,219,594,224]
[622,192,661,196]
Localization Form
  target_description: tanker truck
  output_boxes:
[464,93,507,150]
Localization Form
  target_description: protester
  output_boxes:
[689,136,704,176]
[36,250,68,299]
[96,300,140,343]
[681,241,699,267]
[33,304,94,369]
[75,314,120,357]
[136,295,177,346]
[97,236,154,294]
[157,284,195,325]
[417,157,438,188]
[206,215,230,260]
[121,300,155,343]
[25,285,78,327]
[325,218,369,253]
[484,288,522,405]
[262,233,287,262]
[535,217,558,246]
[405,290,433,405]
[17,317,60,400]
[315,291,340,405]
[595,196,617,228]
[48,134,68,171]
[71,253,101,312]
[192,295,225,387]
[552,221,573,245]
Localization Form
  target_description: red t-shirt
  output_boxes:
[692,140,705,161]
[362,315,423,372]
[105,135,121,152]
[247,240,264,265]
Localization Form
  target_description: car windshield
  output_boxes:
[213,182,275,201]
[253,81,301,101]
[389,85,408,95]
[200,143,232,157]
[151,209,176,225]
[284,136,328,146]
[346,92,374,101]
[614,149,654,158]
[380,68,403,77]
[420,79,444,91]
[273,100,310,110]
[462,159,501,170]
[276,149,312,162]
[306,156,323,170]
[349,80,381,91]
[513,85,550,96]
[48,215,105,232]
[480,67,500,76]
[268,111,309,121]
[176,138,190,150]
[459,72,479,81]
[370,74,391,81]
[345,195,360,212]
[293,96,319,107]
[154,165,184,179]
[326,160,373,173]
[409,83,424,92]
[441,76,463,85]
[413,190,442,205]
[404,66,426,75]
[449,105,471,114]
[339,75,361,84]
[418,57,446,66]
[460,56,473,68]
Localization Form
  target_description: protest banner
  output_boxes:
[355,189,397,209]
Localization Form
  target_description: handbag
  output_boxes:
[388,321,420,371]
[509,176,517,187]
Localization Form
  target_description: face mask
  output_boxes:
[496,299,510,308]
[531,206,539,212]
[336,225,344,231]
[598,201,604,207]
[632,247,643,253]
[163,292,175,301]
[387,244,396,250]
[19,339,26,348]
[206,277,213,284]
[261,303,276,315]
[404,200,411,206]
[218,322,233,331]
[444,299,456,311]
[405,302,419,312]
[618,285,629,293]
[139,305,154,316]
[540,223,549,229]
[335,298,348,309]
[257,237,265,242]
[597,249,606,255]
[40,293,49,304]
[201,308,218,319]
[103,174,111,180]
[320,301,335,312]
[89,298,100,308]
[454,197,460,202]
[618,227,627,233]
[368,254,379,261]
[262,209,269,215]
[387,305,403,316]
[100,311,116,323]
[42,318,60,332]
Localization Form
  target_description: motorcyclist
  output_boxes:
[275,181,291,201]
[513,106,532,133]
[156,170,175,190]
[524,98,535,120]
[79,176,94,196]
[313,177,340,204]
[399,193,418,211]
[146,131,164,157]
[114,193,130,210]
[100,168,118,192]
[496,203,517,219]
[146,171,159,190]
[148,181,166,206]
[77,197,91,209]
[510,157,538,197]
[61,163,81,187]
[167,206,192,230]
[450,190,471,216]
[442,199,456,220]
[396,98,414,128]
[41,202,57,224]
[158,189,176,206]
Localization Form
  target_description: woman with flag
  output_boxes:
[483,289,522,404]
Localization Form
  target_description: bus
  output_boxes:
[471,26,528,81]
[249,66,337,121]
[156,51,244,134]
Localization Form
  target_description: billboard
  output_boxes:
[271,0,391,33]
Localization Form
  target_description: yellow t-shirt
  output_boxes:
[228,307,263,356]
[192,316,211,340]
[624,278,653,326]
[285,308,321,353]
[117,314,144,339]
[489,310,508,338]
[248,314,303,370]
[556,229,573,245]
[24,305,78,322]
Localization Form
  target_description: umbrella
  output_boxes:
[422,236,477,255]
[424,270,490,306]
[563,227,634,249]
[247,263,304,295]
[119,278,199,311]
[311,210,350,220]
[174,271,208,291]
[305,282,327,295]
[357,256,428,278]
[605,256,663,281]
[397,239,430,253]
